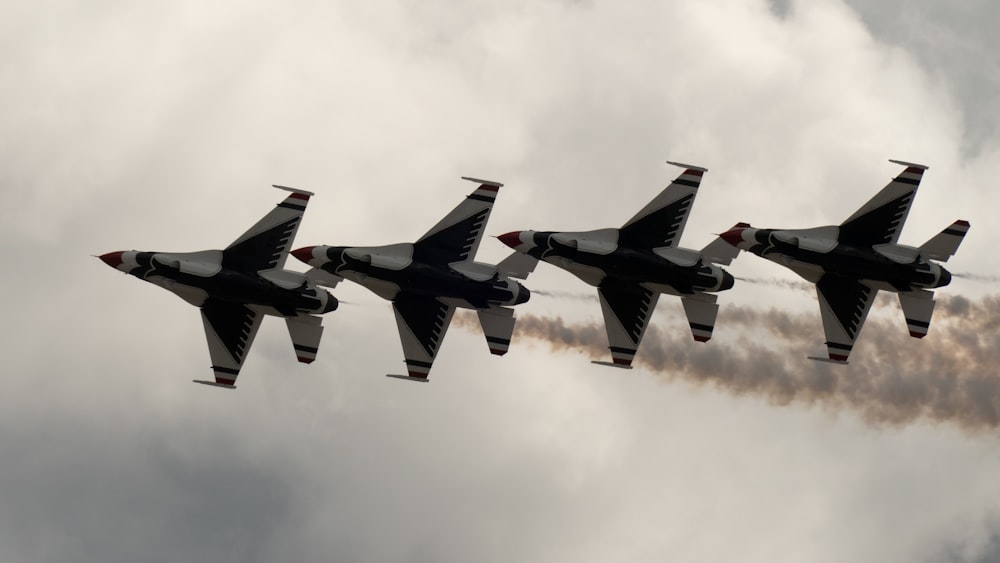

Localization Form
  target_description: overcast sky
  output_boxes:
[3,1,1000,561]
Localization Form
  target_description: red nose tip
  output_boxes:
[719,225,748,248]
[291,246,317,264]
[98,251,125,268]
[497,231,523,249]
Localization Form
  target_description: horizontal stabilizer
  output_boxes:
[192,379,237,389]
[496,250,538,279]
[701,236,740,266]
[305,266,343,288]
[286,314,324,363]
[919,220,970,262]
[898,290,935,338]
[478,306,517,355]
[681,294,719,342]
[591,360,634,370]
[386,374,430,382]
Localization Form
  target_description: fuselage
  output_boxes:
[499,229,734,295]
[294,244,530,309]
[99,250,337,316]
[720,225,952,292]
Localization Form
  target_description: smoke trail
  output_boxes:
[531,289,595,301]
[953,272,1000,283]
[734,276,813,293]
[458,294,1000,432]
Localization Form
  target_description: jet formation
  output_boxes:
[98,160,969,387]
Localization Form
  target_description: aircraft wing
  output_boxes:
[594,282,660,368]
[223,186,313,272]
[813,276,877,363]
[197,300,264,387]
[390,294,456,380]
[413,177,503,265]
[839,160,925,246]
[620,162,705,248]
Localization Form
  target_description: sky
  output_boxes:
[3,0,1000,561]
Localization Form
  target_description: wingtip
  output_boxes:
[591,360,634,370]
[460,176,503,188]
[272,184,315,197]
[665,160,708,172]
[386,374,430,382]
[807,356,849,365]
[192,379,237,389]
[888,159,928,170]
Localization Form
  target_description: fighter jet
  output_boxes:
[497,162,739,369]
[98,186,338,388]
[719,159,969,363]
[292,177,532,382]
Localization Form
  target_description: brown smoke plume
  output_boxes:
[458,294,1000,432]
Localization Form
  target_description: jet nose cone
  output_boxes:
[498,231,524,250]
[291,246,317,264]
[515,284,531,305]
[719,224,750,248]
[98,251,125,269]
[323,294,339,313]
[719,270,735,291]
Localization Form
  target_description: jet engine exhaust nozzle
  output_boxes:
[515,284,531,305]
[937,268,952,288]
[719,270,735,291]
